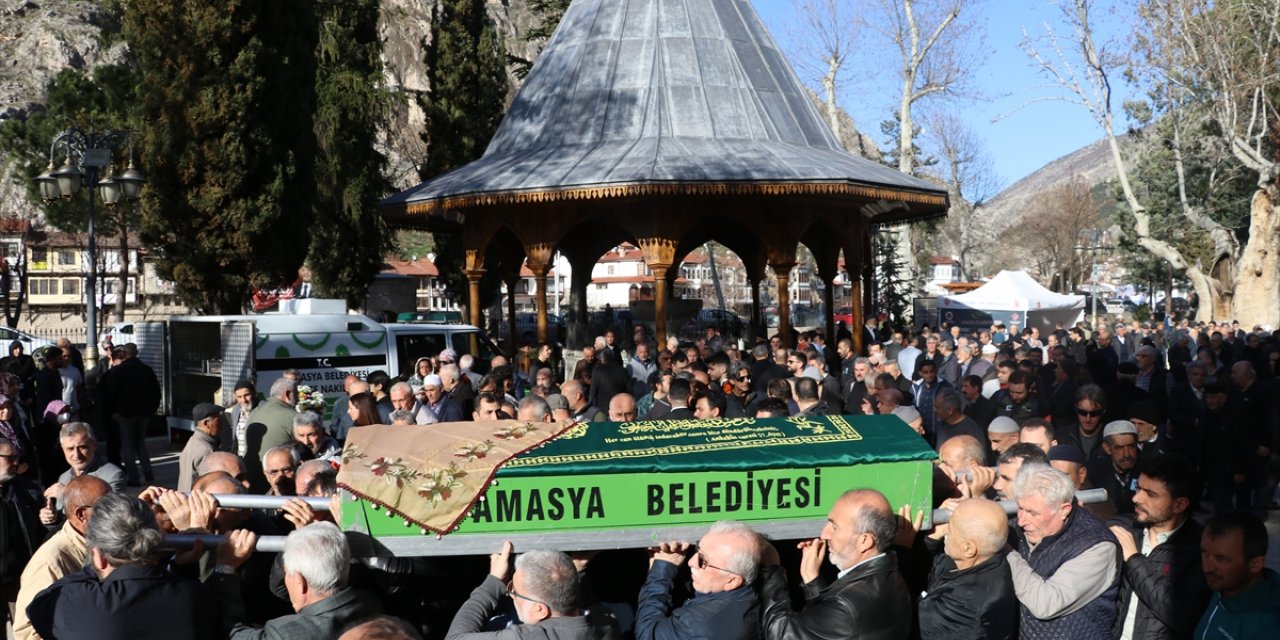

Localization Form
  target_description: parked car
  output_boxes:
[832,306,854,328]
[682,308,746,338]
[508,312,566,346]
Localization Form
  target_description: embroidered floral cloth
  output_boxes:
[338,420,574,534]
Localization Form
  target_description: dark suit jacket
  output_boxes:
[588,363,632,410]
[761,552,911,640]
[666,407,695,420]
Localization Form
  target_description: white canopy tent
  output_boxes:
[937,270,1085,333]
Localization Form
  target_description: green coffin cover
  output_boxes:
[498,414,934,475]
[350,415,936,539]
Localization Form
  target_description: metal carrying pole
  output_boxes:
[931,488,1108,525]
[201,494,333,511]
[159,489,1110,556]
[164,534,289,553]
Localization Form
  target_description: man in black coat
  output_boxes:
[0,438,45,619]
[27,493,218,640]
[98,347,161,485]
[1106,455,1210,640]
[760,489,911,640]
[917,498,1019,640]
[1086,421,1142,515]
[587,354,632,413]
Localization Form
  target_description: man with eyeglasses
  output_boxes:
[262,446,299,497]
[635,521,761,640]
[1059,384,1109,460]
[447,541,621,639]
[760,488,911,639]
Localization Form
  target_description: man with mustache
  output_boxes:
[1107,455,1210,639]
[759,489,910,639]
[1087,421,1141,515]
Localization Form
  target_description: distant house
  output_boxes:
[589,244,695,309]
[923,256,964,296]
[377,256,461,314]
[0,219,186,327]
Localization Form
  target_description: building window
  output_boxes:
[30,278,55,296]
[57,250,75,266]
[61,278,80,296]
[607,265,615,275]
[595,284,607,291]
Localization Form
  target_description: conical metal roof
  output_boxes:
[382,0,947,224]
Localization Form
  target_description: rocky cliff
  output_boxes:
[0,0,546,216]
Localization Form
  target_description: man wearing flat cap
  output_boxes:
[1127,400,1171,467]
[179,403,223,491]
[1087,421,1141,515]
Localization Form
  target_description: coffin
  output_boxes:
[339,414,935,556]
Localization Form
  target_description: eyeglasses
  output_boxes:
[737,376,751,382]
[689,546,742,577]
[1076,408,1104,418]
[439,359,454,365]
[507,586,549,607]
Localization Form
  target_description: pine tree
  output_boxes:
[419,0,510,309]
[124,1,319,313]
[307,0,395,307]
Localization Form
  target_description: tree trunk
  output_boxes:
[1185,265,1215,324]
[822,55,843,144]
[1231,188,1280,327]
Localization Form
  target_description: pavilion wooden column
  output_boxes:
[503,274,519,357]
[850,276,864,355]
[526,243,555,346]
[464,249,485,355]
[862,231,875,319]
[773,265,795,348]
[750,279,762,342]
[768,244,797,348]
[638,238,676,346]
[822,275,836,348]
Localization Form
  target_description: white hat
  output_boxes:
[423,374,443,388]
[1102,420,1138,438]
[987,416,1019,434]
[981,344,999,355]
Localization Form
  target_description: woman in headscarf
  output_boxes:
[406,357,434,392]
[0,394,32,470]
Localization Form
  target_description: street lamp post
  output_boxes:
[33,129,144,368]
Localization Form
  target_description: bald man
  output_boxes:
[608,393,638,422]
[198,451,251,490]
[938,435,997,498]
[14,475,111,640]
[760,489,911,639]
[917,499,1019,639]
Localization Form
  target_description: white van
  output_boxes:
[116,300,500,434]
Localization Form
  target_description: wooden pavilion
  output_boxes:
[381,0,948,352]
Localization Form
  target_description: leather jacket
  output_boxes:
[761,552,911,640]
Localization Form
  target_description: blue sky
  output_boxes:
[753,0,1136,193]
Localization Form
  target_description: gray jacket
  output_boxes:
[446,575,620,640]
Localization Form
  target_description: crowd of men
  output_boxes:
[0,315,1277,639]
